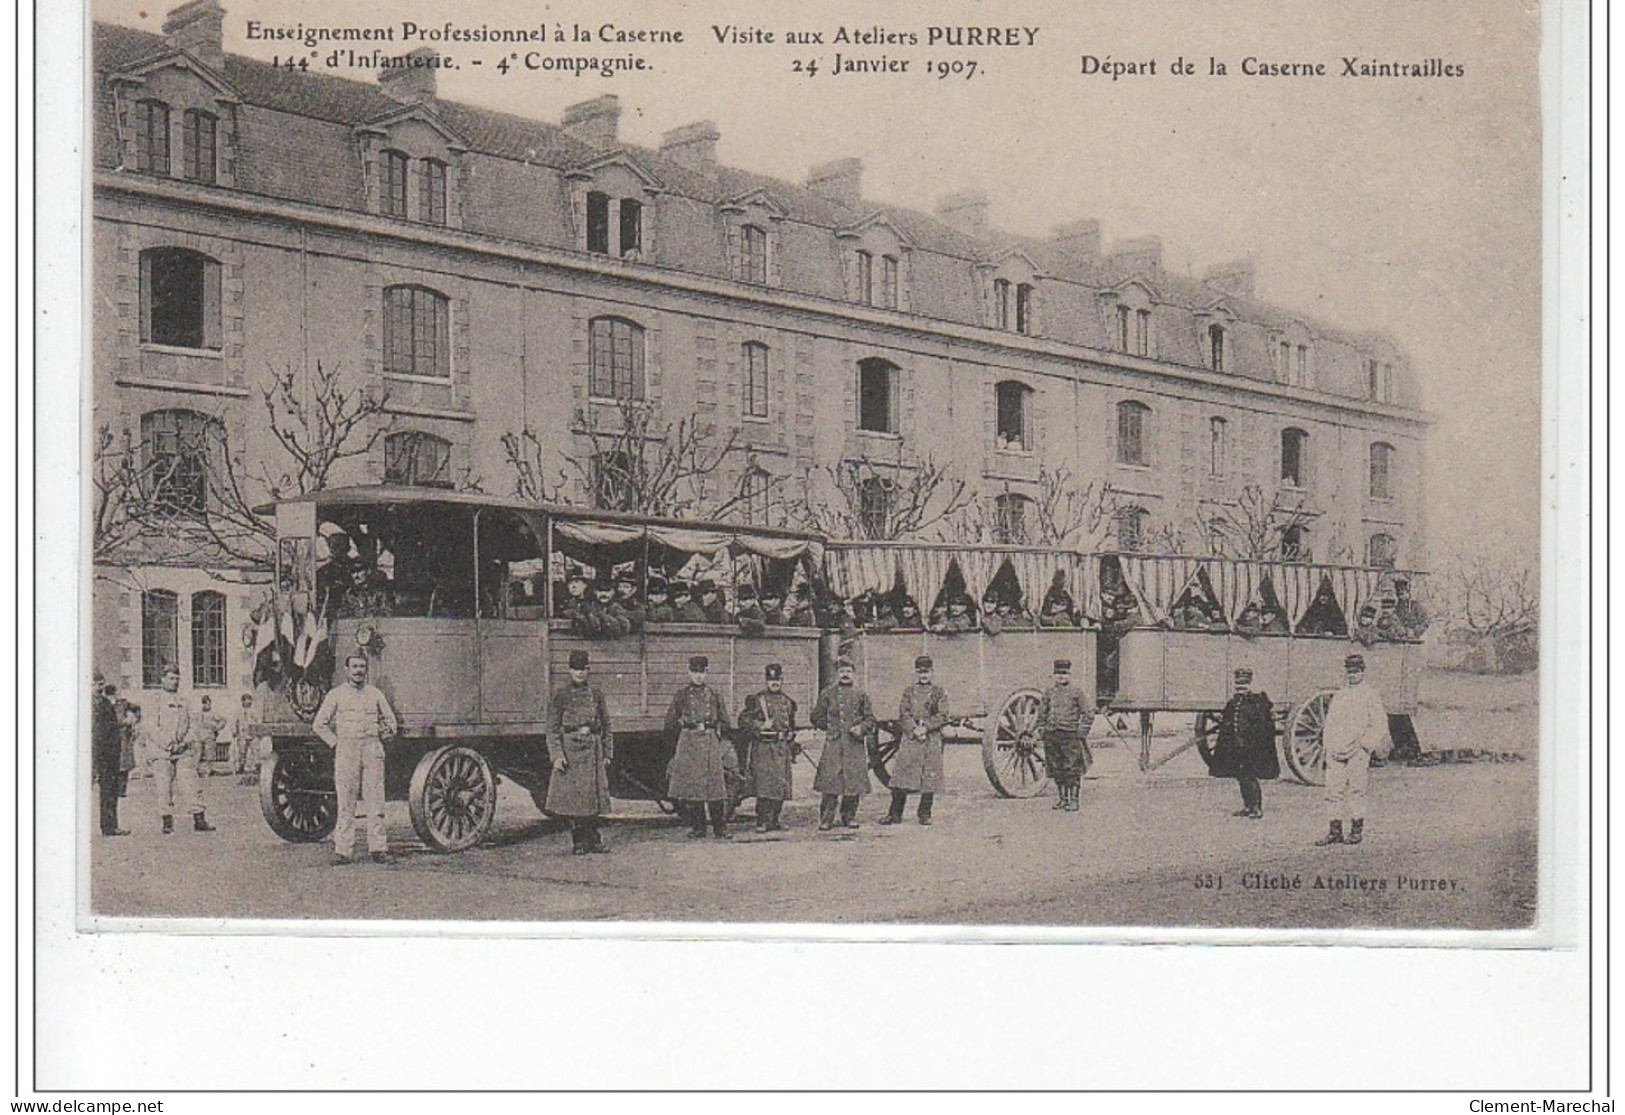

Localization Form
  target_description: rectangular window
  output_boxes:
[141,249,222,351]
[419,159,447,225]
[995,382,1031,451]
[1015,283,1033,334]
[589,318,645,400]
[1117,305,1131,352]
[994,279,1011,330]
[1209,417,1227,476]
[743,343,769,419]
[1117,404,1147,466]
[134,100,170,175]
[619,197,643,256]
[1135,309,1150,356]
[880,255,899,309]
[181,110,216,184]
[740,225,768,283]
[586,191,611,253]
[190,592,227,688]
[855,250,874,304]
[383,288,450,378]
[141,590,179,688]
[382,151,409,218]
[1280,342,1292,382]
[1208,325,1225,373]
[1296,345,1309,386]
[858,361,898,434]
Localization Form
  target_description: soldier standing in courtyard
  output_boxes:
[884,655,948,826]
[738,663,799,832]
[809,656,875,831]
[1315,653,1391,846]
[546,650,614,854]
[1038,659,1092,812]
[92,672,129,837]
[1210,667,1278,819]
[311,654,399,865]
[148,669,215,834]
[664,655,734,839]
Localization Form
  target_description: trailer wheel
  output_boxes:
[1285,690,1336,786]
[409,745,498,852]
[868,721,900,787]
[1192,711,1224,772]
[259,749,337,843]
[982,689,1051,798]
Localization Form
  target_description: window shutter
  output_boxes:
[889,366,901,434]
[139,251,153,343]
[202,257,222,350]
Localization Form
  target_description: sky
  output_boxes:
[89,0,1548,562]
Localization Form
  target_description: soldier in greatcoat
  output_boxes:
[1210,667,1279,819]
[645,578,676,624]
[737,663,799,832]
[92,673,129,837]
[546,649,614,854]
[664,655,735,838]
[671,583,706,624]
[883,655,949,825]
[1038,659,1093,812]
[809,656,876,831]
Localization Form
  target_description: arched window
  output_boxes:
[381,149,409,217]
[742,342,770,419]
[588,316,645,400]
[140,248,222,350]
[383,285,450,378]
[1114,506,1148,553]
[995,381,1034,452]
[1367,533,1398,569]
[181,109,217,184]
[857,358,900,434]
[384,431,454,488]
[133,99,170,175]
[1208,324,1226,372]
[1209,417,1228,477]
[1281,427,1309,488]
[993,493,1032,544]
[1116,400,1150,466]
[740,225,768,284]
[858,476,894,538]
[1280,524,1309,563]
[1369,442,1395,499]
[190,590,227,688]
[141,589,179,688]
[141,409,222,515]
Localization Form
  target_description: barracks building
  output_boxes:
[90,0,1429,700]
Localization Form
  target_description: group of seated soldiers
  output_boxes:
[554,570,821,638]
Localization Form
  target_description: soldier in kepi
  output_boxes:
[148,668,216,834]
[1038,659,1093,813]
[546,650,613,855]
[664,655,735,839]
[1315,653,1392,846]
[1211,667,1278,819]
[884,655,948,826]
[737,663,799,833]
[809,655,876,831]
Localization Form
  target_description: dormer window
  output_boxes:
[879,255,899,309]
[382,150,410,218]
[181,109,216,184]
[1368,358,1395,402]
[420,158,447,225]
[723,190,786,287]
[587,191,611,253]
[838,214,913,310]
[1275,324,1316,387]
[739,225,768,284]
[994,279,1011,329]
[134,100,171,176]
[983,254,1040,335]
[585,188,644,257]
[1108,284,1154,356]
[856,251,874,304]
[1208,324,1227,373]
[619,198,643,257]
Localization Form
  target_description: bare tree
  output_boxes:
[948,468,1127,548]
[1440,551,1539,672]
[501,396,778,520]
[1197,485,1316,560]
[93,361,391,571]
[797,447,974,542]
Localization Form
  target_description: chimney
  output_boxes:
[1107,235,1163,275]
[660,121,720,174]
[936,188,989,235]
[1051,218,1101,259]
[805,157,863,207]
[163,0,225,70]
[378,48,440,105]
[562,95,622,148]
[1202,257,1256,298]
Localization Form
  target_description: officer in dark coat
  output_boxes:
[664,655,735,838]
[809,656,875,830]
[1038,659,1093,812]
[645,578,676,624]
[671,583,706,623]
[738,663,799,832]
[1211,667,1279,819]
[92,674,130,837]
[546,650,614,853]
[884,656,948,825]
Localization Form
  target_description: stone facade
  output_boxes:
[90,4,1428,698]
